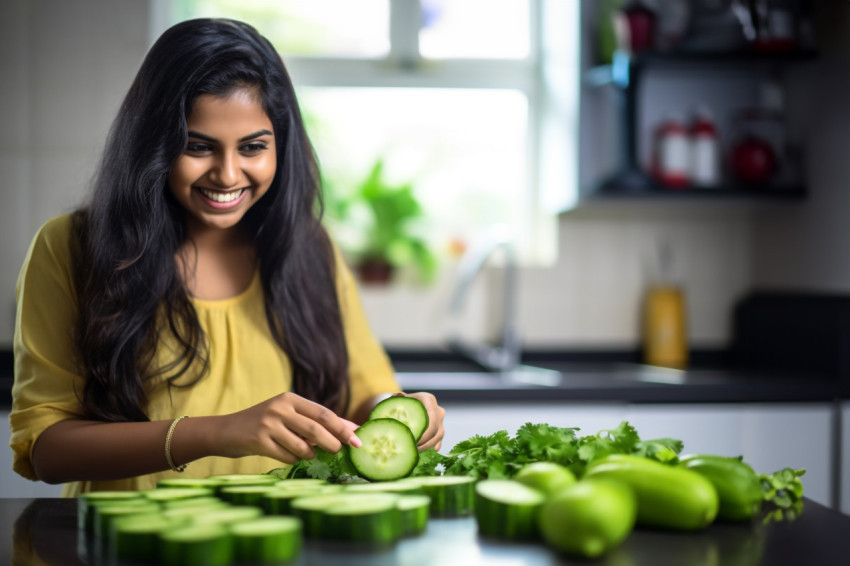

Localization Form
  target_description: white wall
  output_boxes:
[0,0,149,346]
[0,0,771,354]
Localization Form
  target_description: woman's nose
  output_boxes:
[209,152,240,187]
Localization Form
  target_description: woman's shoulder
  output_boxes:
[23,213,79,271]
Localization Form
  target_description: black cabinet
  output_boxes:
[584,48,816,201]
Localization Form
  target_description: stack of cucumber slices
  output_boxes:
[76,396,467,565]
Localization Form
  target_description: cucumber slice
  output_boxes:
[161,496,227,510]
[343,479,424,495]
[78,491,143,534]
[94,502,161,539]
[323,493,401,544]
[162,502,231,521]
[143,487,214,502]
[273,478,329,490]
[348,418,419,481]
[218,484,278,506]
[396,495,431,537]
[262,485,343,516]
[157,477,223,490]
[191,506,263,526]
[205,474,278,494]
[111,512,186,564]
[369,396,429,442]
[158,524,234,566]
[290,494,351,538]
[416,476,477,517]
[229,517,302,563]
[474,479,546,540]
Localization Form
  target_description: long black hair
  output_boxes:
[73,18,350,422]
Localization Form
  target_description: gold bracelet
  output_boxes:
[165,415,189,472]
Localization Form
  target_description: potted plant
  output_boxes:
[328,159,436,285]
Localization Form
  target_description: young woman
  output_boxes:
[10,18,445,496]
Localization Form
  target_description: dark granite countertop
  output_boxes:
[1,497,847,565]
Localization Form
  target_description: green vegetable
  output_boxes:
[111,513,185,564]
[369,395,430,442]
[416,475,477,516]
[158,523,234,566]
[396,494,431,537]
[474,479,546,540]
[514,461,577,496]
[680,454,763,521]
[347,418,419,481]
[585,454,719,531]
[759,467,806,523]
[537,479,636,559]
[322,493,402,544]
[229,517,302,564]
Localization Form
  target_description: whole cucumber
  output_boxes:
[679,454,762,522]
[584,454,718,531]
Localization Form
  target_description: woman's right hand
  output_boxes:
[212,392,362,464]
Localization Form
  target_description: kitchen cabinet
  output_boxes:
[583,49,815,201]
[440,401,835,509]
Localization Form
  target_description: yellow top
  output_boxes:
[10,214,400,496]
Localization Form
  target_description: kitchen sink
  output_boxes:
[392,358,695,391]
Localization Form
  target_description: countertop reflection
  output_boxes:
[2,497,849,565]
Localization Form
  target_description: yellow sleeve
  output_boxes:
[10,214,86,481]
[333,246,401,420]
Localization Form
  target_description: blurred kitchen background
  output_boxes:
[1,0,849,510]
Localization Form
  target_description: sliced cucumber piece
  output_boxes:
[343,479,423,495]
[262,485,343,516]
[162,502,231,521]
[94,502,161,539]
[348,418,419,481]
[229,517,303,563]
[474,479,546,540]
[78,491,143,534]
[396,495,431,537]
[290,494,351,538]
[369,396,429,442]
[158,524,234,566]
[190,506,263,526]
[417,476,477,517]
[161,496,226,510]
[323,493,401,544]
[206,474,278,494]
[273,478,329,490]
[111,512,186,564]
[143,487,214,503]
[218,484,278,506]
[157,477,223,490]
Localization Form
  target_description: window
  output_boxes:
[156,0,579,273]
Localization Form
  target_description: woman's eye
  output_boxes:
[241,142,268,154]
[186,142,212,153]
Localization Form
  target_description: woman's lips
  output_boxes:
[195,187,248,210]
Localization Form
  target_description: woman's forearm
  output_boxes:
[32,416,220,484]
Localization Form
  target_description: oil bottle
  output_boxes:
[643,240,688,369]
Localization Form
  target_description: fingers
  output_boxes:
[271,393,361,456]
[397,391,446,451]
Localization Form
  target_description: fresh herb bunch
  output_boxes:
[412,421,683,479]
[759,467,806,523]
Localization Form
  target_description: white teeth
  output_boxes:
[199,188,244,203]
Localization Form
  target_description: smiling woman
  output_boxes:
[169,90,277,229]
[9,17,445,496]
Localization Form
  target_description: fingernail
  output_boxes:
[349,434,362,448]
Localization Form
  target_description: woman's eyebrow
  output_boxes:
[187,129,274,143]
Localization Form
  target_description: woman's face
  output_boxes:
[168,88,277,234]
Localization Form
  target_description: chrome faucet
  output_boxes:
[447,226,521,372]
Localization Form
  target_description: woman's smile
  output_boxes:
[168,88,277,234]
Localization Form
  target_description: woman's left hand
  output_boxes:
[394,391,445,451]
